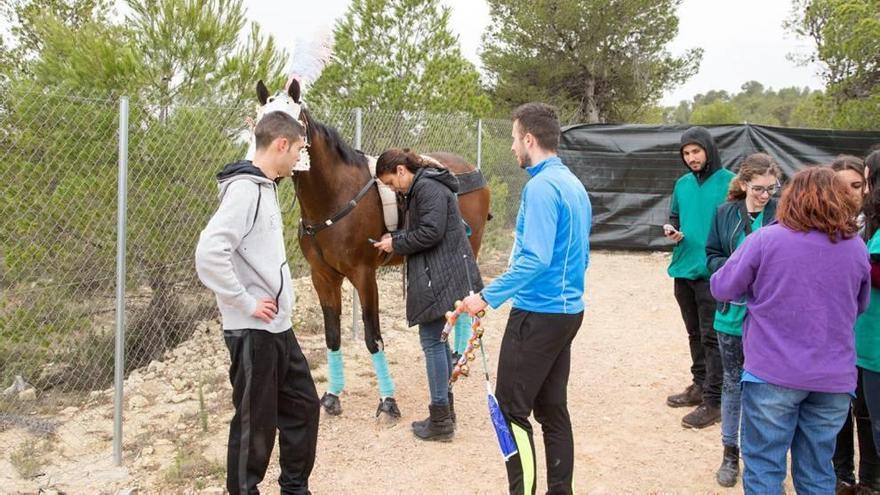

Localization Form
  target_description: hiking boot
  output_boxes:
[837,480,856,495]
[716,445,739,487]
[682,403,721,429]
[412,404,454,441]
[667,383,703,408]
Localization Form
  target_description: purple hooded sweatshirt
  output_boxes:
[710,224,871,393]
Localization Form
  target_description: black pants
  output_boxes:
[224,329,320,495]
[834,367,880,489]
[496,309,583,495]
[673,278,722,406]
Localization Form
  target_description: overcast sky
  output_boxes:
[1,0,824,106]
[243,0,824,106]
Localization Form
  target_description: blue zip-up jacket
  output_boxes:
[481,156,591,314]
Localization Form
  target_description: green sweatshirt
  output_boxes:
[668,169,735,280]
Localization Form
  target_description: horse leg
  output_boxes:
[352,267,401,419]
[311,265,345,416]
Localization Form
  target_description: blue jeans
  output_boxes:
[419,317,453,406]
[718,332,744,447]
[741,381,851,494]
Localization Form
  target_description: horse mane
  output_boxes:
[302,108,368,168]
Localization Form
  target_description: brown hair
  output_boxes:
[864,149,880,238]
[255,111,305,150]
[375,148,431,176]
[776,167,860,242]
[512,102,561,151]
[830,154,866,176]
[728,153,782,201]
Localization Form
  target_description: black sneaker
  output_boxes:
[682,403,721,429]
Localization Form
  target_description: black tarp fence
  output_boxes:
[559,124,880,251]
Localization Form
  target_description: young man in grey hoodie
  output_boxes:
[195,111,319,495]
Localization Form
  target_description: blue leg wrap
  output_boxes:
[371,350,395,397]
[454,314,472,355]
[327,349,345,395]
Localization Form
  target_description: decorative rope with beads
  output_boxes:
[441,300,485,384]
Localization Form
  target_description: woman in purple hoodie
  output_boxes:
[710,167,871,494]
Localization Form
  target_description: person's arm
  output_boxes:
[669,186,681,231]
[706,206,728,274]
[481,180,558,308]
[195,181,259,316]
[871,254,880,289]
[391,180,448,256]
[664,185,684,242]
[709,231,762,303]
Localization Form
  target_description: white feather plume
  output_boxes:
[286,28,335,93]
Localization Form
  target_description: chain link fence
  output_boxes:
[0,85,522,482]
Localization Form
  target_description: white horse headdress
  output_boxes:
[245,31,334,172]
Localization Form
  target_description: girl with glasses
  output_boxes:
[705,153,782,488]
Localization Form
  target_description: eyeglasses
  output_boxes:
[748,183,780,196]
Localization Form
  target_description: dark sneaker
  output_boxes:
[837,481,856,495]
[666,383,703,408]
[855,482,880,495]
[682,403,721,429]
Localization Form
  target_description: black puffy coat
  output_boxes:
[391,168,483,326]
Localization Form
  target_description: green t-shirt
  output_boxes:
[714,210,765,336]
[667,168,735,280]
[856,230,880,371]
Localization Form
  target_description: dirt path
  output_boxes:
[2,251,797,494]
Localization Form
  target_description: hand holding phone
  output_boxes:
[663,224,684,242]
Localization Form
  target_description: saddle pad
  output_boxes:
[367,155,399,232]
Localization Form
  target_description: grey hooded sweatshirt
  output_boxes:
[195,160,293,333]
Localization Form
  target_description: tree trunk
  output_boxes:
[580,77,601,124]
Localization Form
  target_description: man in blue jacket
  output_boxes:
[462,102,591,495]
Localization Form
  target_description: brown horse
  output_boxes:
[253,80,491,417]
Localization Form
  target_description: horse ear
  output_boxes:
[288,78,301,103]
[256,80,269,105]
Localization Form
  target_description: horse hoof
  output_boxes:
[376,397,401,419]
[321,392,342,416]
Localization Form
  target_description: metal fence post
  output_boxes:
[476,118,482,170]
[351,108,363,341]
[113,96,129,466]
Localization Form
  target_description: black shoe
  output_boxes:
[412,404,454,441]
[716,445,739,487]
[837,480,856,495]
[667,383,703,408]
[320,392,342,416]
[682,403,721,429]
[855,482,880,495]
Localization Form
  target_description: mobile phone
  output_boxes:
[663,224,680,236]
[368,238,378,243]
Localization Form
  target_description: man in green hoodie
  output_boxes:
[663,126,734,429]
[195,111,319,495]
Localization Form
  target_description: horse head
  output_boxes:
[247,79,311,171]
